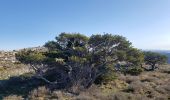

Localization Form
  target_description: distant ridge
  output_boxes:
[18,46,48,52]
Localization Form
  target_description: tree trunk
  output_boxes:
[151,63,156,71]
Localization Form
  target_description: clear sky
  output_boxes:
[0,0,170,50]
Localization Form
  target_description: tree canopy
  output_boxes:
[16,33,158,90]
[144,51,168,70]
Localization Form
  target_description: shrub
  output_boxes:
[144,51,168,71]
[16,33,145,89]
[95,69,117,84]
[125,68,143,75]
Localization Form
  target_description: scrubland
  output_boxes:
[1,64,170,100]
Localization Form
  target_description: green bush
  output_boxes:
[125,68,143,75]
[95,70,117,84]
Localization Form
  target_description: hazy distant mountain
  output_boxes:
[145,50,170,64]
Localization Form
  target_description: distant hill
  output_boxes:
[145,50,170,64]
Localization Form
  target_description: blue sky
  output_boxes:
[0,0,170,50]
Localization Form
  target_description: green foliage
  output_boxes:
[95,67,117,84]
[44,41,62,51]
[126,48,144,66]
[88,34,132,52]
[88,34,132,65]
[115,50,127,61]
[144,51,168,64]
[16,50,46,64]
[125,68,143,75]
[55,32,89,49]
[70,56,87,63]
[16,33,146,87]
[144,51,168,70]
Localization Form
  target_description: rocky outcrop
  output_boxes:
[0,51,17,63]
[19,46,48,52]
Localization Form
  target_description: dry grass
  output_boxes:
[0,64,32,80]
[28,86,51,100]
[3,95,23,100]
[2,64,170,100]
